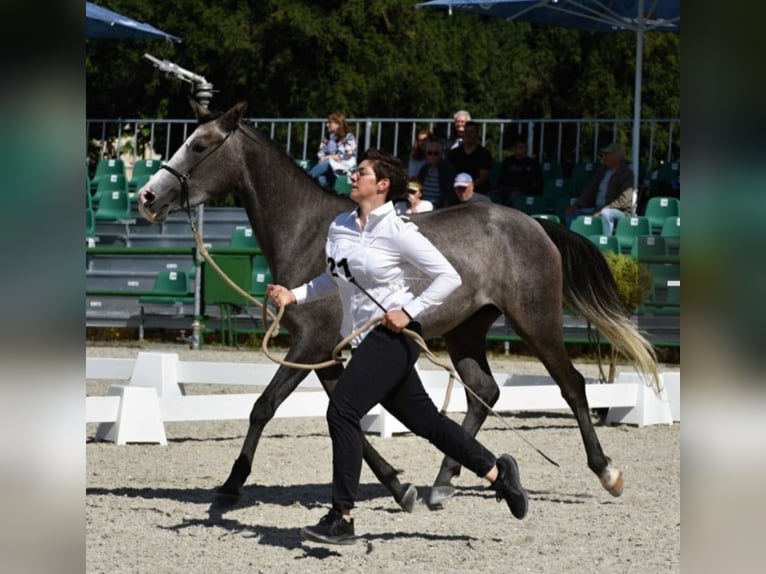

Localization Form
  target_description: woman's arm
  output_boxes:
[396,226,462,319]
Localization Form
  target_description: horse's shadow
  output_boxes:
[86,481,395,509]
[87,483,482,553]
[87,480,596,554]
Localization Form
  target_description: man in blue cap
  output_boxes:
[448,173,491,206]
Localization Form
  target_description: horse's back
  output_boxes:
[414,202,557,266]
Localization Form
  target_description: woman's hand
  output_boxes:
[381,309,411,333]
[266,284,296,307]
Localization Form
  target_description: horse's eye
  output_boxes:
[191,143,206,153]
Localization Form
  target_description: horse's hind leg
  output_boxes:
[428,306,501,508]
[515,318,622,496]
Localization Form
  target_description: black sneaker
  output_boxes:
[300,508,356,545]
[490,454,529,519]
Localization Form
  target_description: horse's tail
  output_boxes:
[536,218,660,392]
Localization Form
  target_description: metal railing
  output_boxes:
[86,116,680,178]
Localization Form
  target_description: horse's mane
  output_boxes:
[235,120,354,202]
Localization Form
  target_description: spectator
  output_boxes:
[394,181,434,215]
[416,140,456,209]
[309,113,357,189]
[448,173,491,206]
[498,138,544,205]
[446,110,471,150]
[446,121,493,195]
[565,142,634,235]
[407,129,433,179]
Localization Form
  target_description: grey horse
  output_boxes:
[138,101,658,511]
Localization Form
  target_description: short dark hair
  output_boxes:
[359,148,407,202]
[464,121,479,132]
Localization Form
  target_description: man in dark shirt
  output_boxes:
[498,138,544,206]
[446,121,493,195]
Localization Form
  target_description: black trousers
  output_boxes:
[327,323,497,511]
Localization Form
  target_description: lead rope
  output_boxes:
[190,220,558,467]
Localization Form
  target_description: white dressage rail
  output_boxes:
[86,352,680,444]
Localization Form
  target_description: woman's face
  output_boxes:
[327,119,340,133]
[350,160,383,204]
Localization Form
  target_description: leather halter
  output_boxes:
[159,127,237,219]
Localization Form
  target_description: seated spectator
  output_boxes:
[445,110,471,151]
[408,129,433,178]
[448,173,491,206]
[309,113,357,189]
[565,142,634,235]
[498,138,544,205]
[394,181,434,215]
[446,121,493,195]
[416,140,456,209]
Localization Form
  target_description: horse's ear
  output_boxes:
[220,101,248,132]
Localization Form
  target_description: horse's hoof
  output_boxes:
[599,466,624,497]
[427,485,455,509]
[396,483,418,513]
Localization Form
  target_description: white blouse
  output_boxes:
[291,201,461,347]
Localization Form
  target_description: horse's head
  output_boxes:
[138,100,247,222]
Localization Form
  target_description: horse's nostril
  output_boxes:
[141,189,155,204]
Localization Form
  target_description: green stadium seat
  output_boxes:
[588,234,620,254]
[543,177,572,200]
[129,158,162,190]
[90,158,125,193]
[644,281,680,316]
[541,161,563,181]
[630,235,667,261]
[230,226,259,249]
[334,173,352,196]
[570,214,607,237]
[512,194,547,215]
[139,269,193,304]
[652,161,680,184]
[250,255,274,298]
[86,207,97,246]
[644,197,680,234]
[139,270,195,334]
[93,173,127,204]
[295,158,315,171]
[660,216,681,255]
[614,215,651,253]
[94,189,132,221]
[568,162,597,193]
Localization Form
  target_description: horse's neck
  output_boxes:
[238,141,349,283]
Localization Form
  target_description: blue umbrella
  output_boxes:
[415,0,680,195]
[86,1,181,42]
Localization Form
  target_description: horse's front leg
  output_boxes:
[216,361,312,503]
[217,354,418,512]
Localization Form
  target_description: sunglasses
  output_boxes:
[426,151,441,156]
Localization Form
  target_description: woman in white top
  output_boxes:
[267,149,527,546]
